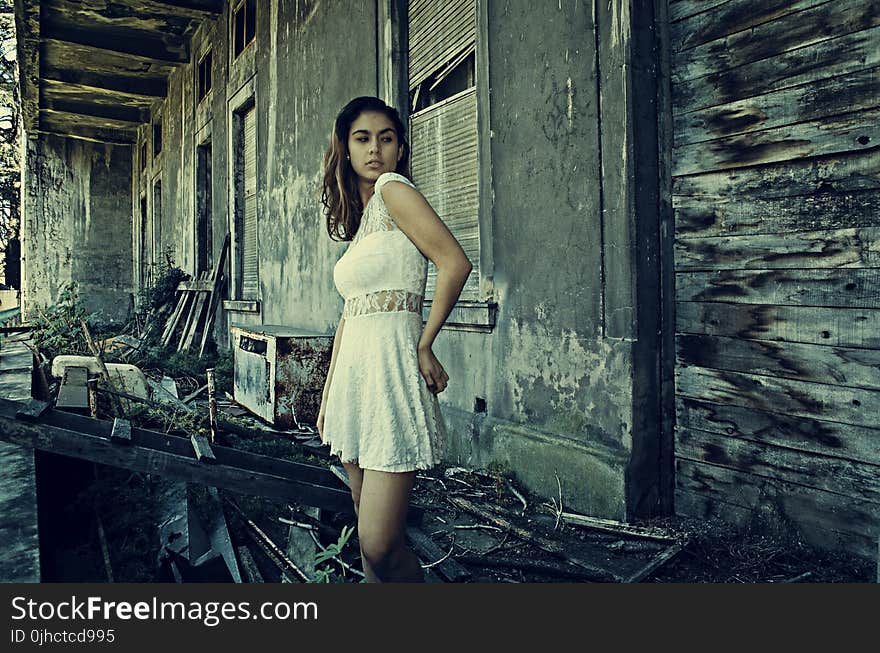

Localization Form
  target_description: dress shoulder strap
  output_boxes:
[374,172,416,199]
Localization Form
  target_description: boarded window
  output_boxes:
[408,0,479,301]
[234,105,258,300]
[197,50,212,103]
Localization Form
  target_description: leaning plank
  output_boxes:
[674,26,880,116]
[676,366,880,429]
[180,291,208,353]
[675,67,880,147]
[674,189,880,238]
[675,301,880,349]
[670,0,827,53]
[558,511,679,543]
[673,107,880,176]
[676,333,880,390]
[677,426,880,503]
[677,396,880,466]
[406,527,471,582]
[447,496,622,582]
[199,234,230,357]
[675,458,878,557]
[673,2,880,84]
[675,227,880,270]
[159,291,187,346]
[675,268,880,307]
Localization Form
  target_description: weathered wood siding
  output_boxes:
[669,0,880,556]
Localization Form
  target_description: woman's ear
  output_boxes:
[397,144,404,162]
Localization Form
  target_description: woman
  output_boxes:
[318,96,472,582]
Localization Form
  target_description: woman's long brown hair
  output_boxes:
[321,97,410,241]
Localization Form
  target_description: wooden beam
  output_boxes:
[142,0,224,19]
[33,128,135,146]
[41,19,189,64]
[0,399,355,515]
[43,68,167,99]
[41,99,149,125]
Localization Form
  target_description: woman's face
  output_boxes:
[347,111,403,183]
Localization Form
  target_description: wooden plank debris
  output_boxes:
[0,397,356,515]
[237,545,264,583]
[15,398,50,422]
[623,543,685,583]
[406,526,471,582]
[55,366,89,412]
[110,418,132,444]
[190,434,216,463]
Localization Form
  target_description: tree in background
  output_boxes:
[0,2,20,290]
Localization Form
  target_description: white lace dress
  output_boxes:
[322,172,446,472]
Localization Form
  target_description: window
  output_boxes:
[408,0,481,303]
[196,142,213,274]
[139,195,148,289]
[140,141,147,172]
[153,120,162,157]
[197,50,212,103]
[233,104,258,299]
[233,0,256,58]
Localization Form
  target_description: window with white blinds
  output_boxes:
[241,105,258,299]
[411,89,479,300]
[408,0,480,302]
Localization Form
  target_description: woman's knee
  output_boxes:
[359,530,401,576]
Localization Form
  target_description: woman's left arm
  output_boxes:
[381,180,473,393]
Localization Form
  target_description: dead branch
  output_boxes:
[559,511,679,543]
[80,319,126,417]
[506,479,528,514]
[447,496,622,582]
[454,555,605,582]
[183,384,208,404]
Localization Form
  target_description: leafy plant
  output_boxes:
[312,524,355,583]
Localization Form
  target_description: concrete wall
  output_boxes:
[23,134,133,323]
[431,0,646,519]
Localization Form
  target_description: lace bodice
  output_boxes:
[334,172,428,320]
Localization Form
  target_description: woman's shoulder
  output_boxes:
[375,172,416,196]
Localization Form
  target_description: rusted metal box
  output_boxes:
[231,325,332,428]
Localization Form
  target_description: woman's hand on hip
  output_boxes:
[418,345,449,394]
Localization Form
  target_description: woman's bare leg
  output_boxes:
[341,463,364,516]
[357,469,423,583]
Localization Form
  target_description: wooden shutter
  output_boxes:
[411,88,479,300]
[242,106,258,299]
[408,0,476,91]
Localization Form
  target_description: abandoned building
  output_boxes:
[1,0,878,582]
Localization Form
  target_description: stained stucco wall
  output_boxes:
[430,0,638,519]
[23,134,133,323]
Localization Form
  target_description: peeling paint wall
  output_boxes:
[23,134,133,322]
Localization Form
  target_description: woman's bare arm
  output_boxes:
[380,180,473,392]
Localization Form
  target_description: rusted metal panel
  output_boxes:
[231,325,332,429]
